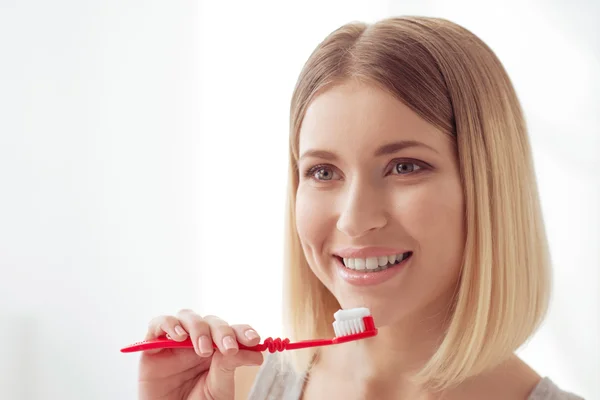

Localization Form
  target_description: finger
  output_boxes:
[200,350,264,399]
[220,350,263,370]
[176,309,213,357]
[160,316,188,341]
[204,315,239,356]
[144,315,189,354]
[230,324,261,347]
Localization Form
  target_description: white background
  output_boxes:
[0,1,597,399]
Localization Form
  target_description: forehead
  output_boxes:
[298,81,446,156]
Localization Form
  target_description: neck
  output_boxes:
[327,311,444,377]
[312,300,453,398]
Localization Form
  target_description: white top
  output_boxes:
[248,352,585,400]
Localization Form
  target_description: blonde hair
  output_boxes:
[282,16,551,391]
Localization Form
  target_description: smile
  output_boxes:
[336,251,413,273]
[333,250,413,286]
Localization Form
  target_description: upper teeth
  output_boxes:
[342,252,410,271]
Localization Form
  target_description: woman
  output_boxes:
[137,16,583,399]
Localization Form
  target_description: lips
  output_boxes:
[337,251,412,272]
[334,251,412,286]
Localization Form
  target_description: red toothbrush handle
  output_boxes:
[120,336,297,353]
[120,334,373,353]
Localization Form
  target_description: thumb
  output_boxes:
[204,350,264,399]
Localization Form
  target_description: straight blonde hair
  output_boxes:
[282,16,551,391]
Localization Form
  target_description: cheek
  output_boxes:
[395,179,465,269]
[295,187,340,289]
[294,188,311,244]
[295,186,330,259]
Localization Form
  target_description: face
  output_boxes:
[295,81,465,326]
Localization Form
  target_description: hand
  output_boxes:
[138,309,264,400]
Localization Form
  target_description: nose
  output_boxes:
[336,178,388,238]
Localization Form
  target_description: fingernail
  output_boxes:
[245,329,259,340]
[199,335,213,355]
[175,325,186,336]
[223,336,238,350]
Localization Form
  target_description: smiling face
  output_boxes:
[295,80,466,326]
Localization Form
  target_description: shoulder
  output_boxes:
[528,377,585,400]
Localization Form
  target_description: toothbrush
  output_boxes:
[120,307,377,353]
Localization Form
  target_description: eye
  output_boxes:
[305,164,340,181]
[390,161,423,175]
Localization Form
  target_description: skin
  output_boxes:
[137,80,540,400]
[294,80,540,399]
[295,79,465,342]
[138,311,263,400]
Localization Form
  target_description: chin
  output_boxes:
[335,295,408,328]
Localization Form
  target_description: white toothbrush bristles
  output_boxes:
[332,307,371,337]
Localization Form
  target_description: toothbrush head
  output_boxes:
[331,307,378,343]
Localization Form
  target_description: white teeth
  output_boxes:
[341,252,411,272]
[354,258,366,270]
[366,257,378,270]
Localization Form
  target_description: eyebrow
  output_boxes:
[299,140,438,162]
